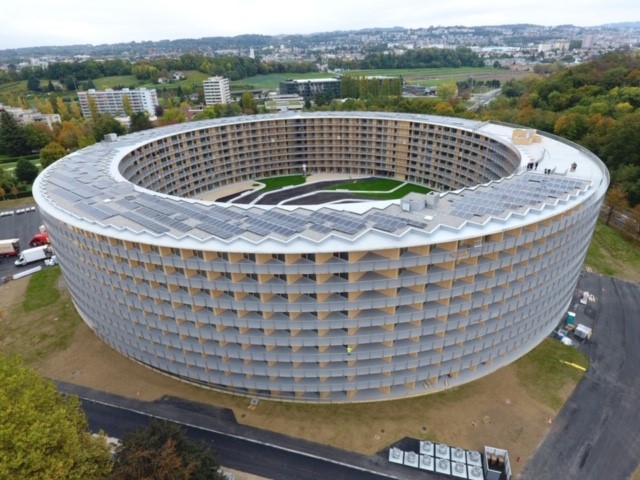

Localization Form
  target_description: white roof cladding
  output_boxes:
[33,112,608,254]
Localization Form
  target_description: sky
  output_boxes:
[1,0,638,50]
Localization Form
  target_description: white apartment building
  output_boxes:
[203,76,232,105]
[77,88,158,119]
[0,104,61,129]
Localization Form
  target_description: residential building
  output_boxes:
[34,112,608,403]
[77,88,158,119]
[0,104,61,129]
[203,76,232,105]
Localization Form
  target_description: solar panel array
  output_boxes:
[39,116,597,244]
[449,173,589,220]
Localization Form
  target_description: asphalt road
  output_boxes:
[0,201,44,279]
[521,273,640,480]
[73,389,433,480]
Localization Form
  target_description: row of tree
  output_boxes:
[4,54,320,91]
[340,75,403,99]
[329,47,484,70]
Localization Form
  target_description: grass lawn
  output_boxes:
[514,339,588,410]
[326,177,432,199]
[0,197,35,209]
[585,221,640,283]
[255,174,307,191]
[0,268,79,364]
[232,72,337,91]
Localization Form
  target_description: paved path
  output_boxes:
[60,381,439,480]
[521,273,640,479]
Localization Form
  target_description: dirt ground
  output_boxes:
[2,277,570,478]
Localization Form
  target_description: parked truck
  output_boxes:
[29,225,49,247]
[14,245,51,267]
[0,238,21,258]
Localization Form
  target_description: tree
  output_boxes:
[129,112,153,133]
[92,114,126,141]
[122,96,133,117]
[627,204,640,240]
[0,111,29,156]
[14,158,40,184]
[23,123,53,151]
[436,81,458,103]
[604,184,629,225]
[40,141,67,169]
[240,92,256,114]
[27,74,40,92]
[110,420,225,480]
[0,355,113,479]
[0,186,5,200]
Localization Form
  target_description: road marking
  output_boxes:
[560,360,587,372]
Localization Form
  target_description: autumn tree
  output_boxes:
[40,141,67,169]
[110,420,225,480]
[627,203,640,240]
[240,92,256,114]
[436,81,458,103]
[122,96,133,117]
[0,355,113,479]
[604,184,629,225]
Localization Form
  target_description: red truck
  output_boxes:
[29,225,49,247]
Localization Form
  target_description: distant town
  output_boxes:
[1,22,639,71]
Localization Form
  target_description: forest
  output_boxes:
[479,51,640,205]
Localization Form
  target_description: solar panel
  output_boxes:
[121,211,171,234]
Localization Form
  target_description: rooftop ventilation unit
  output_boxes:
[436,458,452,475]
[420,440,435,456]
[388,447,403,464]
[436,443,451,459]
[466,450,483,467]
[419,454,434,471]
[403,451,419,468]
[452,447,466,462]
[468,465,485,480]
[452,461,468,478]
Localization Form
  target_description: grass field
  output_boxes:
[232,72,337,90]
[232,66,527,91]
[585,221,640,283]
[0,80,27,96]
[92,70,210,92]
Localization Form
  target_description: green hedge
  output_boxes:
[0,154,39,165]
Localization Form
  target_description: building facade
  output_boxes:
[77,88,158,119]
[203,76,232,105]
[279,78,341,98]
[0,104,61,129]
[33,112,608,403]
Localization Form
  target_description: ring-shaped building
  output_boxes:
[33,112,608,403]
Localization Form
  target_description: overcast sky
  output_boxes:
[1,0,638,49]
